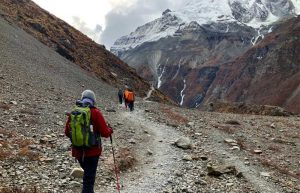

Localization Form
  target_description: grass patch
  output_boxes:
[0,103,11,110]
[20,108,39,115]
[260,157,300,180]
[0,137,38,161]
[21,117,39,125]
[267,144,281,152]
[18,147,39,161]
[117,147,136,172]
[1,186,40,193]
[0,149,10,160]
[160,107,188,125]
[214,124,235,134]
[225,120,241,125]
[236,139,247,150]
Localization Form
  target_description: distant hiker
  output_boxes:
[123,87,129,109]
[127,88,135,111]
[65,90,113,193]
[208,102,214,112]
[118,89,123,104]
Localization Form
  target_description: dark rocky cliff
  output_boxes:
[204,16,300,113]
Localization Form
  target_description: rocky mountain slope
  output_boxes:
[0,0,171,103]
[203,15,300,113]
[111,0,300,113]
[0,12,300,193]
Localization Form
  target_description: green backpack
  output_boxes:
[70,105,100,148]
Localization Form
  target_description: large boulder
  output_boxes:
[175,137,192,149]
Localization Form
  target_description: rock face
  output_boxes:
[204,16,300,113]
[111,0,300,113]
[115,22,257,108]
[229,0,297,22]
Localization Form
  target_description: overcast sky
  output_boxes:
[32,0,187,49]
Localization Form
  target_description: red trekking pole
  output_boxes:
[110,135,121,193]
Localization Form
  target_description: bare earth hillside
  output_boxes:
[0,0,171,103]
[0,14,300,193]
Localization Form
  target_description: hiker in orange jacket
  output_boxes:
[65,90,113,193]
[127,88,135,111]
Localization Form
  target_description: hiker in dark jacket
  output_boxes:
[65,90,113,193]
[123,87,129,109]
[118,89,123,104]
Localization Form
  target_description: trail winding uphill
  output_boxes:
[116,109,184,193]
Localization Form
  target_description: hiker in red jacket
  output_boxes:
[65,90,113,193]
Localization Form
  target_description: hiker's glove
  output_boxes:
[107,124,113,132]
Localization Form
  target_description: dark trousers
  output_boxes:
[78,156,99,193]
[118,94,123,104]
[128,101,134,111]
[124,99,128,108]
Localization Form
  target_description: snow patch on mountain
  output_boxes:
[251,27,265,45]
[173,0,234,25]
[157,58,168,89]
[292,0,300,13]
[247,10,279,28]
[111,13,182,55]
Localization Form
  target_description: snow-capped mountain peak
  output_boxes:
[111,0,300,55]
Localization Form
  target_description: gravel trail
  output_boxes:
[115,109,184,193]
